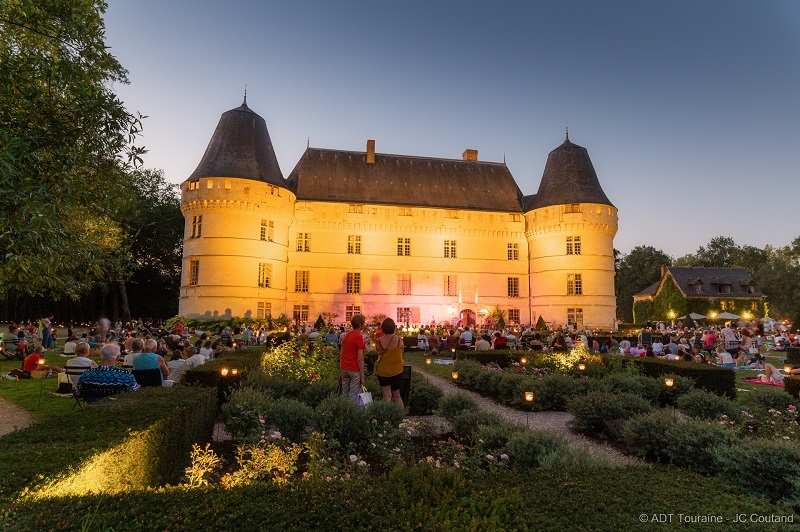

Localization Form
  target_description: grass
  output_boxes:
[405,350,457,380]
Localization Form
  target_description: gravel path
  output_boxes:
[417,368,643,467]
[0,395,36,438]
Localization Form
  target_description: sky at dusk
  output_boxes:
[103,0,800,259]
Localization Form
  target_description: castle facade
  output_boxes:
[179,99,618,329]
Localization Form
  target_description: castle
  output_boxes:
[179,98,618,329]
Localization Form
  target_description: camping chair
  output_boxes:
[73,383,129,410]
[64,365,90,389]
[132,368,162,388]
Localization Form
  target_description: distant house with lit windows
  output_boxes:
[179,98,619,329]
[632,266,766,323]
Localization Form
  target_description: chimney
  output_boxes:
[366,139,375,164]
[462,149,478,161]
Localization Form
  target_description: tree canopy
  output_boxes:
[0,0,144,298]
[615,246,673,322]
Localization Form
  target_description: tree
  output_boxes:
[116,169,183,320]
[616,246,673,322]
[0,1,144,298]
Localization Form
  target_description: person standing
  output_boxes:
[41,315,54,348]
[340,314,366,403]
[374,318,405,408]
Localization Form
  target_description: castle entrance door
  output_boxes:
[460,309,477,327]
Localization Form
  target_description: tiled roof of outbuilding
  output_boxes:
[668,267,764,298]
[188,100,287,188]
[526,137,613,210]
[287,148,525,212]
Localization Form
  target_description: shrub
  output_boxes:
[568,392,652,439]
[739,386,795,412]
[265,399,314,442]
[451,410,504,441]
[715,438,800,506]
[529,374,583,411]
[496,373,529,405]
[437,393,479,421]
[260,337,339,384]
[453,359,484,388]
[221,387,273,439]
[658,373,696,406]
[475,424,522,454]
[365,401,405,427]
[601,374,662,404]
[668,418,739,476]
[504,431,568,469]
[599,353,735,398]
[245,370,304,399]
[408,379,444,415]
[785,376,800,399]
[623,411,677,463]
[300,379,340,408]
[677,389,739,420]
[313,396,369,448]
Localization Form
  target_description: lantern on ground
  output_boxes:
[664,377,674,387]
[578,363,586,371]
[221,368,229,377]
[231,369,239,376]
[425,358,432,365]
[451,371,459,380]
[520,357,527,365]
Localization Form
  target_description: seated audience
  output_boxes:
[77,343,139,399]
[184,346,206,369]
[133,339,170,385]
[65,342,98,386]
[166,350,187,384]
[22,346,64,377]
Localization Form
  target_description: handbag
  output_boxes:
[56,372,73,394]
[356,385,372,407]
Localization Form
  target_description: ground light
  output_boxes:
[451,371,458,381]
[37,358,46,408]
[578,363,586,371]
[525,391,535,428]
[785,366,793,374]
[220,368,229,377]
[520,357,527,365]
[231,369,238,376]
[665,378,676,418]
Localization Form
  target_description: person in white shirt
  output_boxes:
[65,342,98,386]
[474,335,491,351]
[199,340,214,361]
[166,350,187,384]
[184,346,206,369]
[460,327,473,347]
[651,340,664,355]
[62,336,78,357]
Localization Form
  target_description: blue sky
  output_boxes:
[104,0,800,258]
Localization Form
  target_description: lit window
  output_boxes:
[348,235,362,254]
[751,301,757,310]
[507,243,519,261]
[566,236,581,255]
[399,207,412,216]
[397,237,411,256]
[269,184,281,196]
[348,204,363,214]
[188,180,199,191]
[297,233,310,252]
[397,274,411,295]
[721,301,727,311]
[224,180,232,190]
[257,302,271,320]
[508,309,520,324]
[191,215,202,238]
[295,271,309,293]
[346,305,362,321]
[444,275,458,297]
[445,210,459,219]
[508,277,519,298]
[346,272,361,294]
[509,213,522,222]
[567,308,584,327]
[258,263,272,288]
[444,240,457,258]
[206,180,213,189]
[564,203,581,213]
[188,260,199,286]
[567,273,583,295]
[293,305,309,323]
[397,307,411,324]
[261,220,274,242]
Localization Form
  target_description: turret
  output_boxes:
[524,133,618,329]
[179,98,295,319]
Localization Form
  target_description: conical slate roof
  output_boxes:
[188,99,286,188]
[525,134,613,211]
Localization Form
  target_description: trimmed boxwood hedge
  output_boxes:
[0,386,216,502]
[785,376,800,399]
[1,467,795,530]
[184,348,264,403]
[599,353,736,398]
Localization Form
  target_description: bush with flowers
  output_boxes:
[260,336,339,385]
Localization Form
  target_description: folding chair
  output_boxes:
[132,368,162,387]
[73,383,129,410]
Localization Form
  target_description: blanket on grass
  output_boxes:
[741,378,784,387]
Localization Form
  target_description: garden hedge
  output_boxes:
[599,353,736,398]
[785,376,800,399]
[785,347,800,365]
[0,386,216,502]
[184,347,264,402]
[2,466,794,530]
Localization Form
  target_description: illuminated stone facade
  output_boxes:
[179,100,618,328]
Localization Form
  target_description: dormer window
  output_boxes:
[747,283,756,294]
[692,281,703,294]
[719,284,733,294]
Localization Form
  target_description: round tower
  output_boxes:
[524,134,618,330]
[179,98,295,319]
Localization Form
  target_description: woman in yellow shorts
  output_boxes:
[374,318,405,408]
